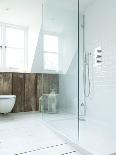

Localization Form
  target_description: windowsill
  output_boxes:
[0,68,27,73]
[43,69,59,74]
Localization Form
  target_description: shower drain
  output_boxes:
[14,142,70,155]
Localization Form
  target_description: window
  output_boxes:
[43,34,59,71]
[0,25,2,66]
[0,23,27,72]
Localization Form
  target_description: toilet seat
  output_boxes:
[0,95,16,99]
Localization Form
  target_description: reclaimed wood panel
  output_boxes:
[0,73,59,113]
[36,74,42,111]
[25,73,36,112]
[43,74,59,94]
[0,73,12,95]
[12,73,25,112]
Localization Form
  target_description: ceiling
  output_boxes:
[0,0,96,25]
[0,0,42,27]
[0,0,96,34]
[46,0,96,12]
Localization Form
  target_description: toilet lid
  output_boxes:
[0,95,16,99]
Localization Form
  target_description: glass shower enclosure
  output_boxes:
[41,0,79,144]
[40,0,116,155]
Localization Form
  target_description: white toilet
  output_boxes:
[0,95,16,114]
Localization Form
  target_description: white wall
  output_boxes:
[85,0,116,124]
[0,0,43,72]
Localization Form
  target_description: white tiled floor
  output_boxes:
[79,119,116,155]
[3,112,115,155]
[0,112,83,155]
[42,113,116,155]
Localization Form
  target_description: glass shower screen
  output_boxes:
[41,0,79,144]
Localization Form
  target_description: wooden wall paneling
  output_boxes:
[49,74,59,94]
[43,74,49,94]
[25,73,36,112]
[12,73,25,113]
[0,73,4,95]
[0,72,59,113]
[36,74,42,111]
[43,74,59,94]
[0,73,12,95]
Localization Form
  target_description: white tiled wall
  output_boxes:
[85,0,116,125]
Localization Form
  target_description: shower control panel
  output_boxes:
[94,47,102,66]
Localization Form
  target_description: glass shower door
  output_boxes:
[41,0,79,144]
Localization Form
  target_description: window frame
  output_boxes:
[43,32,59,72]
[0,22,28,72]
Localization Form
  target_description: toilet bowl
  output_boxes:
[0,95,16,114]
